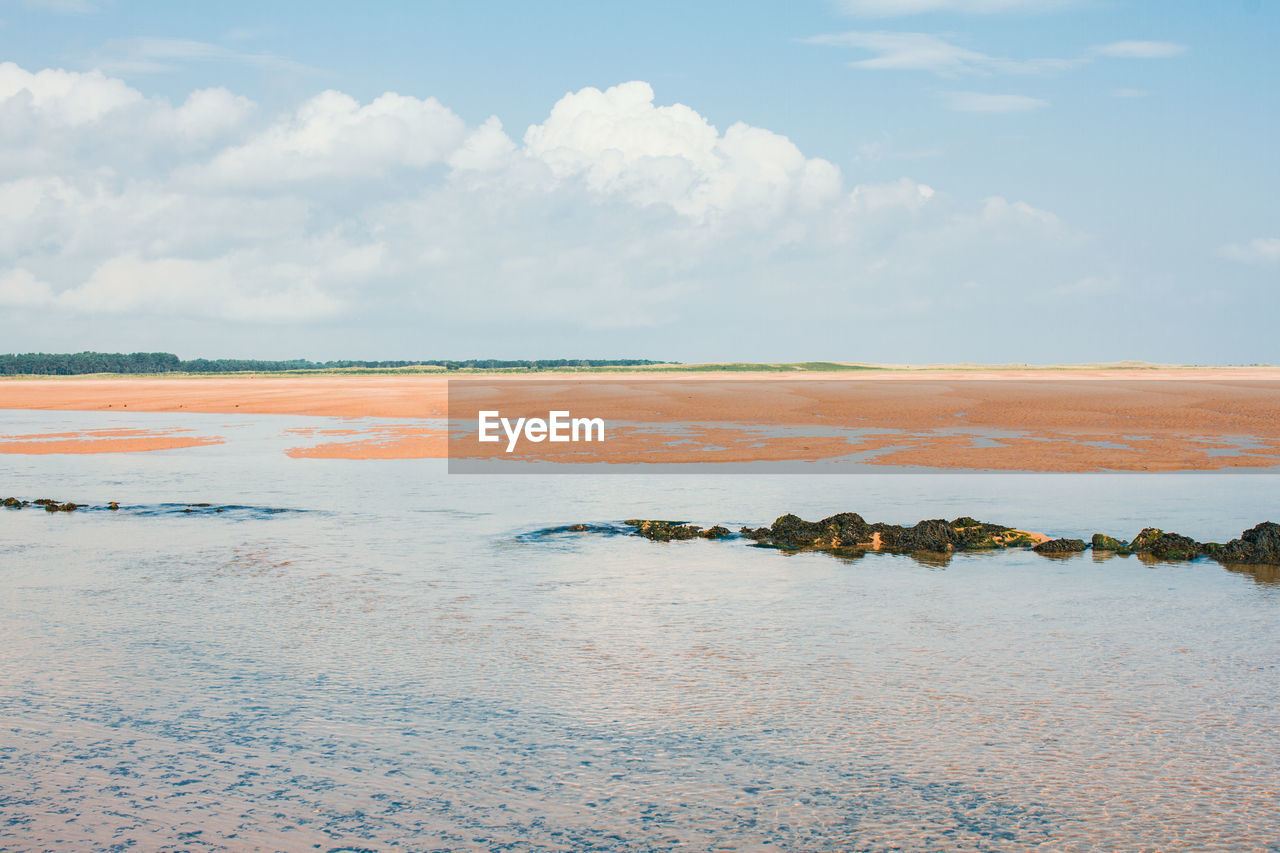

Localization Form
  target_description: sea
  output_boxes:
[2,410,1279,851]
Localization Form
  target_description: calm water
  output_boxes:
[2,411,1280,851]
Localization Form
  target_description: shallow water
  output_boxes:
[2,411,1280,851]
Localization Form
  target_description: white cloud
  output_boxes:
[0,61,1110,357]
[944,91,1047,112]
[0,61,252,156]
[804,30,1075,74]
[186,89,470,185]
[0,268,54,307]
[1092,40,1187,59]
[836,0,1074,15]
[805,32,1186,87]
[57,252,347,322]
[522,81,842,220]
[0,61,142,124]
[1219,238,1280,264]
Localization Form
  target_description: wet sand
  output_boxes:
[2,369,1279,471]
[0,427,223,454]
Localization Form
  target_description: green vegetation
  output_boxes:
[0,352,667,376]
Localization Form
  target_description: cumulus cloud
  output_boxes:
[523,81,842,220]
[0,61,142,124]
[0,61,1116,359]
[185,89,470,185]
[1219,238,1280,264]
[0,61,253,162]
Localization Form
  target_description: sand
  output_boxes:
[2,369,1279,471]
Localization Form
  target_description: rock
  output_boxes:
[1033,538,1087,554]
[1213,521,1280,565]
[748,513,1030,554]
[1129,527,1202,561]
[625,520,703,542]
[767,514,825,549]
[813,512,873,547]
[108,501,120,511]
[32,498,58,507]
[700,525,732,540]
[43,501,79,513]
[2,496,24,508]
[949,519,1026,550]
[1091,533,1128,552]
[874,518,956,552]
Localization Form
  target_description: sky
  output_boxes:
[0,0,1276,363]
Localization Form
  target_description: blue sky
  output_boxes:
[0,0,1276,362]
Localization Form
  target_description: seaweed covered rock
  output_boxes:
[767,514,826,548]
[1091,533,1129,553]
[951,518,1032,550]
[42,501,80,513]
[873,518,957,552]
[700,525,732,540]
[625,520,704,542]
[813,512,873,548]
[1213,522,1280,565]
[2,496,25,508]
[1129,527,1203,561]
[1033,538,1087,554]
[755,512,873,550]
[748,513,1033,554]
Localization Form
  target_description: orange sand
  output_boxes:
[0,432,222,455]
[2,370,1279,471]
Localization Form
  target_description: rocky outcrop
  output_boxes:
[1034,535,1085,555]
[1091,533,1129,553]
[1213,522,1280,564]
[4,496,116,513]
[1128,527,1203,561]
[1033,538,1086,554]
[624,520,729,541]
[599,515,1280,570]
[743,513,1036,555]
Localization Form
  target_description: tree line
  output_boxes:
[0,352,665,376]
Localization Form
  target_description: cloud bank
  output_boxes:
[0,61,1157,360]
